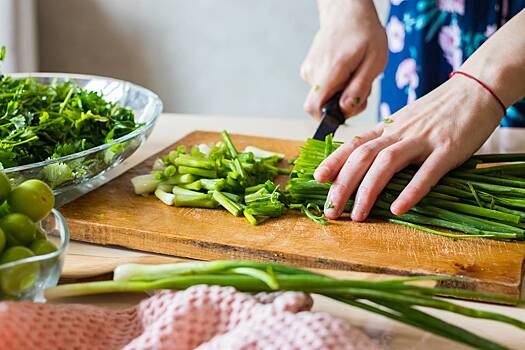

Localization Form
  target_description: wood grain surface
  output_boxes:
[61,131,525,301]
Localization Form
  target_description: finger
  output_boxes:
[300,60,312,83]
[324,136,395,219]
[314,128,382,182]
[348,87,371,117]
[354,99,368,116]
[304,60,362,120]
[339,57,375,116]
[351,140,424,222]
[304,86,329,121]
[390,149,457,215]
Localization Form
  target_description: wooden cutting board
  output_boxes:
[61,131,525,300]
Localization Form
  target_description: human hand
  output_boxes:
[314,74,504,221]
[301,0,387,120]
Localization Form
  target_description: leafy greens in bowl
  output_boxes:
[1,73,162,206]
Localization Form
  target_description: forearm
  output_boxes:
[460,9,525,108]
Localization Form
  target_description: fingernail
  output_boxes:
[324,200,335,210]
[324,207,338,220]
[341,95,354,111]
[390,201,402,215]
[351,206,366,221]
[324,195,341,219]
[314,166,329,181]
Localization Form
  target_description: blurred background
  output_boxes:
[0,0,388,123]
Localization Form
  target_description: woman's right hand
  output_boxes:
[301,0,388,120]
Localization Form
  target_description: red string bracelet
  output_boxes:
[449,71,506,115]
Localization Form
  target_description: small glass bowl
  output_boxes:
[0,209,69,302]
[5,73,163,206]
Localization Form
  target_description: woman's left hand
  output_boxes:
[315,74,504,221]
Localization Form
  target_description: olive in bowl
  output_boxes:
[0,174,68,301]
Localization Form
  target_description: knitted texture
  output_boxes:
[0,285,379,350]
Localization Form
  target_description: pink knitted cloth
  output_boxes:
[0,285,379,350]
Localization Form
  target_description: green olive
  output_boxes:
[34,228,47,241]
[8,179,55,222]
[30,239,57,256]
[0,213,36,247]
[0,172,10,205]
[0,293,16,301]
[0,228,5,254]
[0,246,40,296]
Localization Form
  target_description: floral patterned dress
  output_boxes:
[380,0,525,127]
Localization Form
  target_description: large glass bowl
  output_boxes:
[4,73,163,206]
[0,209,69,302]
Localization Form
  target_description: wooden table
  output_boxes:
[62,113,525,349]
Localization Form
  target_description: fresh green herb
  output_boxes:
[384,118,394,124]
[243,146,285,160]
[171,186,219,208]
[290,203,327,225]
[212,190,243,216]
[288,137,525,241]
[0,46,6,62]
[467,181,484,208]
[46,260,525,350]
[0,55,141,169]
[132,131,291,225]
[132,132,525,240]
[352,96,361,106]
[324,133,333,158]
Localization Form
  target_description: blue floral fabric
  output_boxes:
[380,0,525,127]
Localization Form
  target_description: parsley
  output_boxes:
[0,62,141,168]
[384,118,394,124]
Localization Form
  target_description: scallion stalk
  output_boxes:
[45,260,525,350]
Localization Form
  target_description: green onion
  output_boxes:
[171,186,219,208]
[288,137,525,241]
[46,260,525,350]
[212,190,243,216]
[133,133,525,240]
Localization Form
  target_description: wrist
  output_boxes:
[448,73,503,125]
[458,11,525,109]
[317,0,376,28]
[459,58,512,108]
[449,71,506,115]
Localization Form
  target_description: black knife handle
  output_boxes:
[321,92,346,125]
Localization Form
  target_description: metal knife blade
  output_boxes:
[312,92,346,141]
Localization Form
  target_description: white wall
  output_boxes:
[38,0,388,122]
[0,0,38,72]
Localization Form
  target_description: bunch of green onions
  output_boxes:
[288,135,525,241]
[46,260,524,350]
[132,131,525,239]
[131,131,326,225]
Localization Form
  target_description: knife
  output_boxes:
[312,92,346,141]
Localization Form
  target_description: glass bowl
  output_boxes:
[4,73,163,206]
[0,209,69,302]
